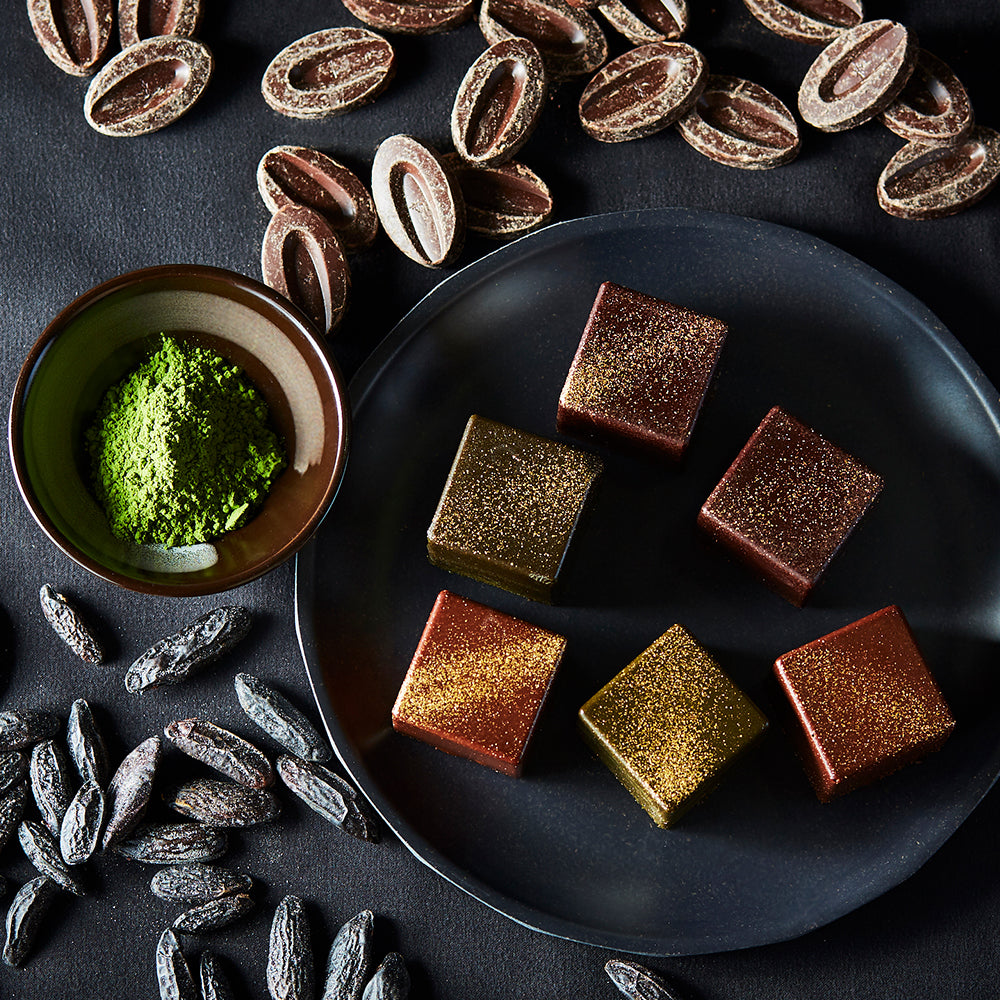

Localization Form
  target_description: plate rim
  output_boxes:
[294,206,1000,956]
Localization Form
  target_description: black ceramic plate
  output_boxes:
[295,208,1000,956]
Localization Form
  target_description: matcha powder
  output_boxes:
[86,335,287,547]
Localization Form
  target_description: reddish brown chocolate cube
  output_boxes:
[391,590,567,776]
[557,281,728,460]
[774,605,955,801]
[698,406,883,605]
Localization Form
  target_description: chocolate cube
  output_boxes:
[774,605,955,801]
[427,415,603,603]
[579,625,767,828]
[391,590,567,776]
[557,281,728,460]
[698,406,883,606]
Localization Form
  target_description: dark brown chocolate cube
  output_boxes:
[427,415,603,603]
[698,406,883,605]
[774,605,955,801]
[391,590,567,776]
[557,281,728,460]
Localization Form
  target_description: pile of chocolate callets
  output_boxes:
[26,0,1000,330]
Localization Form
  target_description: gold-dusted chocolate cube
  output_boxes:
[580,625,767,828]
[427,415,603,603]
[392,590,567,776]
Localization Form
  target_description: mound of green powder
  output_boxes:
[86,335,287,547]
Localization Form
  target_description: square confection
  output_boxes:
[698,406,883,606]
[427,415,603,603]
[391,590,567,776]
[556,281,728,460]
[774,605,955,802]
[579,625,767,828]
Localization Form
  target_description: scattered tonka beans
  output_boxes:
[268,894,315,1000]
[38,584,104,663]
[235,672,332,763]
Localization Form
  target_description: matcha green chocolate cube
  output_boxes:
[580,625,768,828]
[427,415,603,603]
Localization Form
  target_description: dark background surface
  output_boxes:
[2,1,1000,998]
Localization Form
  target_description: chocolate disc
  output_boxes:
[261,206,351,336]
[742,0,863,46]
[579,41,707,143]
[451,39,548,167]
[257,146,379,253]
[260,27,396,120]
[798,19,917,132]
[443,155,553,239]
[597,0,689,46]
[880,49,973,145]
[877,126,1000,220]
[479,0,607,79]
[371,135,466,267]
[676,75,800,169]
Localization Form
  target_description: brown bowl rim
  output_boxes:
[8,263,351,597]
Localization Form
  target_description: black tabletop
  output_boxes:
[3,1,1000,998]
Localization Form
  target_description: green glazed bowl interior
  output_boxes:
[9,265,350,596]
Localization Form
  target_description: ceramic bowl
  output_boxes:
[9,265,350,596]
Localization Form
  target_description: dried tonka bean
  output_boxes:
[67,698,109,786]
[27,0,114,76]
[257,147,380,253]
[442,157,553,239]
[479,0,607,79]
[235,672,332,762]
[165,779,281,827]
[18,820,85,896]
[322,910,374,1000]
[268,895,314,1000]
[371,134,466,267]
[119,0,203,48]
[39,584,104,663]
[675,74,801,168]
[261,28,396,119]
[200,952,236,1000]
[606,958,682,999]
[742,0,863,45]
[0,710,58,751]
[59,780,104,865]
[29,740,73,838]
[151,863,253,904]
[172,893,255,934]
[116,822,228,865]
[876,126,1000,220]
[0,751,27,793]
[261,206,352,337]
[277,756,379,843]
[0,783,28,853]
[164,719,275,789]
[125,607,251,693]
[597,0,688,46]
[451,38,547,167]
[340,0,474,34]
[84,35,214,137]
[2,875,59,968]
[361,952,409,1000]
[156,928,200,1000]
[798,19,916,132]
[101,735,162,850]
